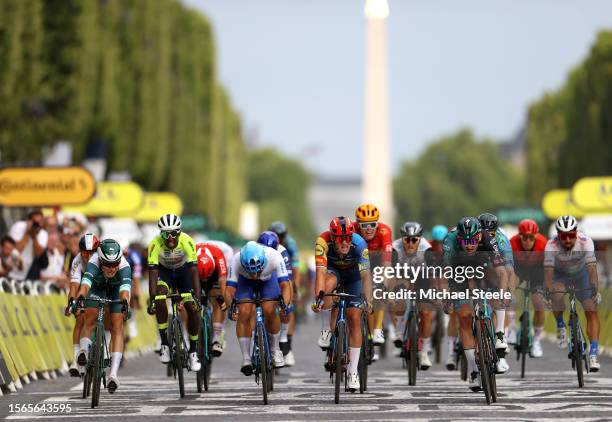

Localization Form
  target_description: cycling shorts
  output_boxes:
[327,267,362,308]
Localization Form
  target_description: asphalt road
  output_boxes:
[1,313,611,421]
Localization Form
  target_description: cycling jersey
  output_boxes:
[70,253,88,285]
[353,221,393,265]
[442,229,505,270]
[81,254,132,313]
[392,237,432,268]
[544,232,596,277]
[203,240,234,265]
[283,235,300,269]
[126,248,142,279]
[148,232,197,270]
[495,230,514,268]
[227,246,290,301]
[315,232,370,272]
[510,233,547,286]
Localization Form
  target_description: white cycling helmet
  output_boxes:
[555,215,578,232]
[158,213,182,231]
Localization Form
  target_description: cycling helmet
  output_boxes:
[478,213,499,231]
[79,233,100,252]
[268,221,288,238]
[431,225,449,242]
[555,215,578,232]
[329,216,355,238]
[257,231,280,249]
[355,204,380,222]
[518,219,539,235]
[197,247,216,280]
[97,239,122,264]
[240,241,267,274]
[158,213,182,231]
[400,222,423,237]
[456,217,481,240]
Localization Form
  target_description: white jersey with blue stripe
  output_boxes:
[227,246,290,288]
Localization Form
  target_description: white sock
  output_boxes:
[393,315,406,337]
[104,331,112,358]
[280,323,289,343]
[464,348,478,373]
[73,344,80,362]
[422,337,431,354]
[495,309,506,333]
[110,352,122,378]
[348,347,360,374]
[271,332,280,351]
[129,318,138,334]
[321,309,331,331]
[79,337,92,355]
[507,310,516,327]
[213,323,224,343]
[534,326,543,341]
[447,336,457,354]
[238,337,251,361]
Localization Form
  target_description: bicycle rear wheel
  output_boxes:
[484,319,497,403]
[196,329,204,393]
[335,322,345,404]
[475,318,492,405]
[257,323,269,404]
[570,316,584,388]
[434,310,443,364]
[173,319,185,398]
[359,313,369,393]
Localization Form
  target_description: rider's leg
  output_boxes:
[419,307,433,354]
[457,303,478,374]
[551,282,567,326]
[183,301,201,353]
[237,303,255,361]
[155,282,170,345]
[109,312,125,379]
[263,301,281,352]
[347,307,362,375]
[581,297,600,356]
[532,292,546,341]
[79,308,98,357]
[209,287,226,344]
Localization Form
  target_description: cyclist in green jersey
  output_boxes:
[147,214,202,372]
[74,239,131,393]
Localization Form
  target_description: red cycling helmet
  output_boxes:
[518,219,539,235]
[197,248,216,280]
[329,216,355,243]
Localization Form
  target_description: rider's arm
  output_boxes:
[356,237,373,304]
[147,239,160,298]
[77,260,99,298]
[225,253,239,304]
[314,236,329,297]
[185,237,201,300]
[68,256,82,300]
[584,237,599,290]
[543,240,555,292]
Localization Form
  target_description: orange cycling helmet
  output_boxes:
[355,204,380,222]
[518,219,539,235]
[329,216,355,242]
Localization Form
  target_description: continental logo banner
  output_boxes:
[0,167,95,207]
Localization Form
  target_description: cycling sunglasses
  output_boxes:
[161,230,181,239]
[332,234,353,244]
[359,222,378,230]
[519,234,536,241]
[403,236,421,244]
[558,231,577,241]
[459,236,480,247]
[101,261,120,269]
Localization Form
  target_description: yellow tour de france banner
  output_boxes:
[541,189,587,219]
[63,181,144,217]
[0,167,96,207]
[134,192,184,223]
[571,176,612,211]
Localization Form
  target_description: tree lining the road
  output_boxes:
[394,128,525,230]
[526,30,612,202]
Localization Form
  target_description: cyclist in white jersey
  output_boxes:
[544,215,601,371]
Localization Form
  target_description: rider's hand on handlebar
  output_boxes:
[65,297,75,317]
[75,295,86,315]
[147,298,156,315]
[592,290,602,305]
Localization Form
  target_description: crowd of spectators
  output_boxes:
[0,209,87,288]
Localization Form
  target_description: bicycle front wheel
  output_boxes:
[257,323,269,404]
[475,318,492,405]
[91,327,103,408]
[408,315,417,386]
[519,311,530,379]
[334,321,346,404]
[173,319,185,398]
[570,315,584,388]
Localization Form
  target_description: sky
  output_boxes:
[184,0,612,177]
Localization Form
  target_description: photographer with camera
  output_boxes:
[8,209,48,281]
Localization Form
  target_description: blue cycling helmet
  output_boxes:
[257,231,279,249]
[240,241,267,273]
[431,225,449,242]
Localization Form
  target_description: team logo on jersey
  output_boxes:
[362,248,370,260]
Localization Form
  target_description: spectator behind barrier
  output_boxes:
[0,235,23,277]
[9,210,48,281]
[40,231,70,288]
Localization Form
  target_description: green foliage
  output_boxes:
[0,0,248,228]
[526,30,612,201]
[247,147,315,247]
[394,128,524,229]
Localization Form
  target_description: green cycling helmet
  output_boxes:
[456,217,481,240]
[97,239,122,264]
